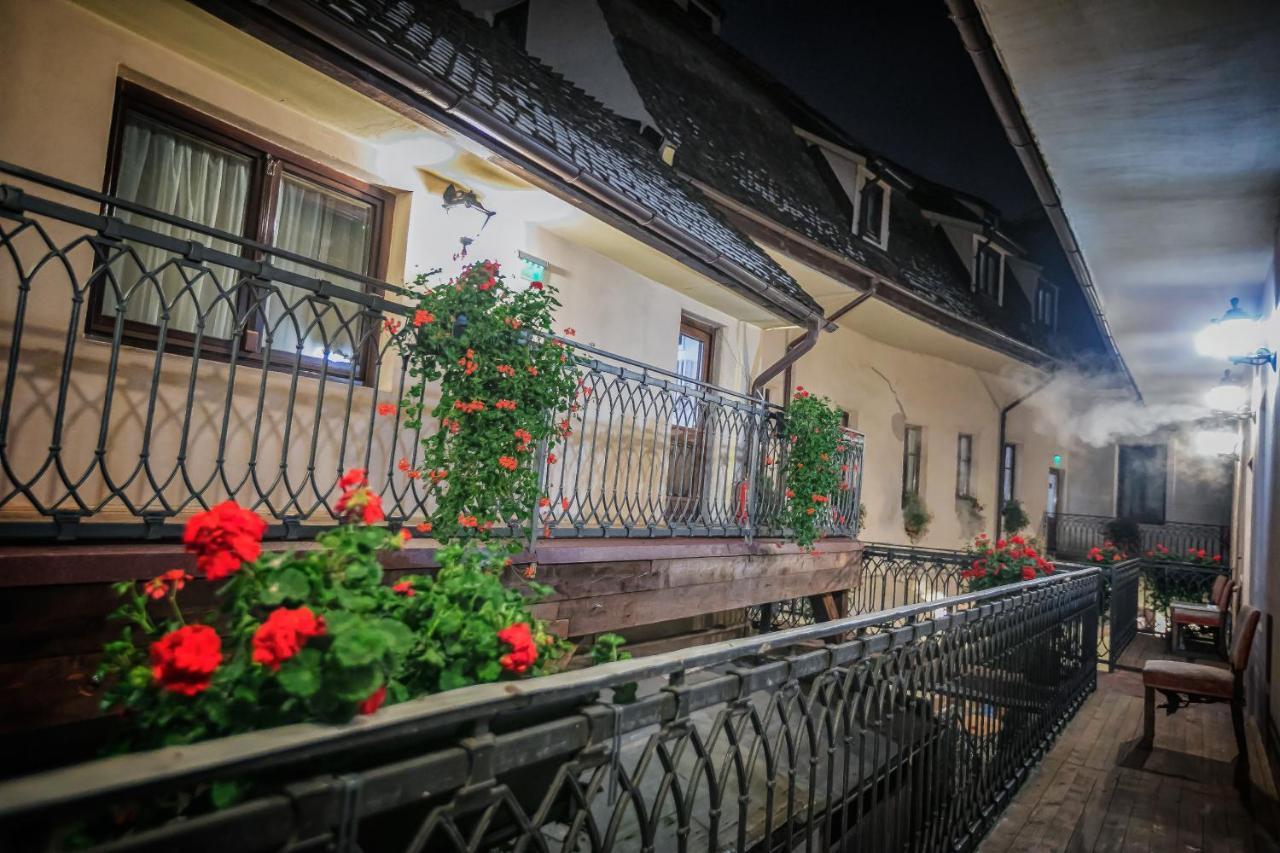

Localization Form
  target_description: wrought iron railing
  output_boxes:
[0,568,1100,853]
[0,164,862,542]
[1043,511,1229,564]
[1136,560,1230,638]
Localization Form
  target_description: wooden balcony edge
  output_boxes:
[0,536,863,587]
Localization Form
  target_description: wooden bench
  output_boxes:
[1140,603,1260,785]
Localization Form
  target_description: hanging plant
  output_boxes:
[387,260,580,541]
[1000,498,1030,536]
[902,492,932,543]
[781,387,845,549]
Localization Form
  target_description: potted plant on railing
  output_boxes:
[94,471,571,829]
[780,387,846,550]
[962,533,1070,687]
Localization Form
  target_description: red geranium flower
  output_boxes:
[150,625,222,696]
[497,622,538,675]
[498,456,518,472]
[183,501,267,580]
[393,579,415,597]
[252,607,325,671]
[144,568,192,600]
[1022,566,1037,581]
[357,685,387,715]
[413,309,434,327]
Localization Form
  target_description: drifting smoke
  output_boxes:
[999,366,1214,449]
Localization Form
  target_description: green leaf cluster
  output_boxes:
[780,392,846,549]
[389,260,581,541]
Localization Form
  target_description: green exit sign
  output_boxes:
[1052,454,1062,466]
[519,252,548,285]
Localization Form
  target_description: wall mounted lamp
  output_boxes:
[442,183,496,249]
[1195,297,1275,370]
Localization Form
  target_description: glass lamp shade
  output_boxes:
[1191,429,1240,457]
[1195,298,1266,359]
[1205,382,1248,412]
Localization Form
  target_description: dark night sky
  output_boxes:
[718,1,1041,218]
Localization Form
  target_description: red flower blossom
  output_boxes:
[337,472,385,524]
[1022,566,1036,581]
[183,501,267,580]
[383,318,401,334]
[393,580,415,597]
[495,399,517,411]
[530,280,544,290]
[415,521,433,533]
[144,569,192,600]
[527,365,539,376]
[458,513,479,528]
[506,317,523,330]
[497,364,515,377]
[785,488,795,499]
[413,309,434,327]
[539,496,551,508]
[454,400,486,415]
[150,625,222,696]
[547,453,557,464]
[357,685,387,715]
[397,458,411,473]
[498,456,518,472]
[563,327,576,337]
[377,402,397,417]
[252,607,325,671]
[497,622,538,674]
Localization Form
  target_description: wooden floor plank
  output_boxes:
[977,645,1277,853]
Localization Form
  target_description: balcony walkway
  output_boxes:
[981,635,1279,852]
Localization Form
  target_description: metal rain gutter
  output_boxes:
[945,0,1143,403]
[750,285,878,397]
[994,372,1055,539]
[237,0,828,332]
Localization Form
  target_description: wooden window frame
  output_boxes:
[902,424,923,499]
[1036,280,1059,329]
[677,315,716,384]
[859,180,886,244]
[92,81,395,383]
[956,433,974,498]
[1001,442,1017,505]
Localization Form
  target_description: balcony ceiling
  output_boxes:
[975,0,1280,404]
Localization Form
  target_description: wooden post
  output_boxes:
[1140,685,1155,750]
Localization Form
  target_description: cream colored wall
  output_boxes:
[0,0,763,525]
[760,323,1025,549]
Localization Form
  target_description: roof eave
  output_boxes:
[191,0,828,330]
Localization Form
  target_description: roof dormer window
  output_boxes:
[974,241,1002,303]
[859,181,885,243]
[1036,281,1059,329]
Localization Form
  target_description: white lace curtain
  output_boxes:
[109,112,374,362]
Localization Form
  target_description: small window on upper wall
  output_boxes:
[859,180,886,245]
[956,433,974,498]
[1001,442,1017,505]
[974,243,1002,302]
[1036,281,1059,329]
[902,425,923,498]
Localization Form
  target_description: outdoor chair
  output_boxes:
[1168,576,1235,658]
[1140,604,1261,785]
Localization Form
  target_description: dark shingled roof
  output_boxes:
[595,0,1039,338]
[293,0,821,317]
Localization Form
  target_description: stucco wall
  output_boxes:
[0,0,763,526]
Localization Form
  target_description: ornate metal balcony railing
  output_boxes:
[1043,511,1230,564]
[0,568,1100,853]
[0,164,862,543]
[752,544,1135,670]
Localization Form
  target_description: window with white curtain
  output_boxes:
[98,84,390,376]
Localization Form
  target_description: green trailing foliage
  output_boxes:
[781,388,847,549]
[1000,498,1029,536]
[902,492,932,543]
[388,259,581,541]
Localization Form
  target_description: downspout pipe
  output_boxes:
[995,372,1055,539]
[750,284,878,398]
